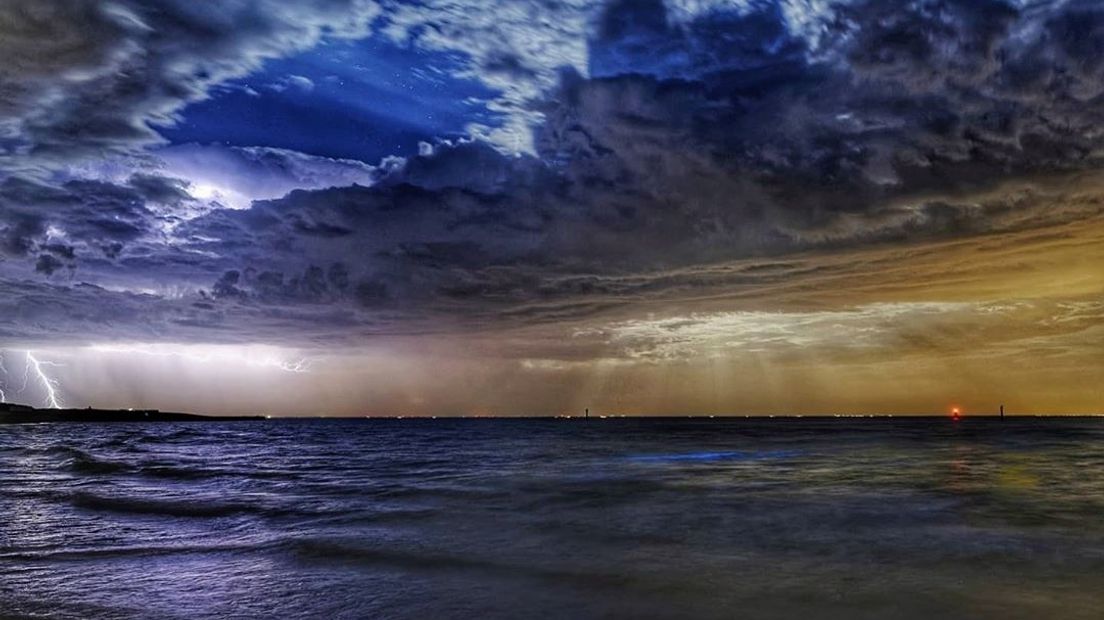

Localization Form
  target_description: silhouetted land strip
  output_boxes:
[0,403,263,423]
[1,402,1100,422]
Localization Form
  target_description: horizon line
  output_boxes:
[6,403,1104,419]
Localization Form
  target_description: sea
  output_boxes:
[1,417,1102,619]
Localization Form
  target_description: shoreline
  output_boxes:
[0,404,264,423]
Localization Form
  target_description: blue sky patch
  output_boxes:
[158,36,505,164]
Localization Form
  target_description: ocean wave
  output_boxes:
[138,463,293,481]
[56,445,293,482]
[152,428,198,440]
[625,449,802,463]
[67,490,273,519]
[0,541,266,562]
[368,483,509,501]
[62,449,133,476]
[285,538,632,589]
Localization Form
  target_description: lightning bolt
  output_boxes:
[0,351,8,403]
[25,352,64,409]
[88,344,316,374]
[17,355,31,394]
[266,357,314,373]
[4,346,310,409]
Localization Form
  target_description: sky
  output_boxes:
[0,0,1102,416]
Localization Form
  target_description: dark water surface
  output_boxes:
[2,418,1103,619]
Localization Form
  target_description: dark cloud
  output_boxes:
[4,0,1104,347]
[0,0,379,173]
[0,213,44,258]
[0,174,194,277]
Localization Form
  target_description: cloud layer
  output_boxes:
[1,0,1103,414]
[0,0,387,175]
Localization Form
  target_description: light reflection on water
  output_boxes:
[1,418,1103,619]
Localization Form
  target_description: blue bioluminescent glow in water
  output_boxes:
[626,449,801,462]
[2,417,1103,619]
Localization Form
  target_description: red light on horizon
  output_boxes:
[951,406,961,421]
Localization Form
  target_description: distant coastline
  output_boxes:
[1,402,1100,422]
[0,402,264,423]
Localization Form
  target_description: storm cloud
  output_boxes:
[0,0,382,173]
[1,1,1103,415]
